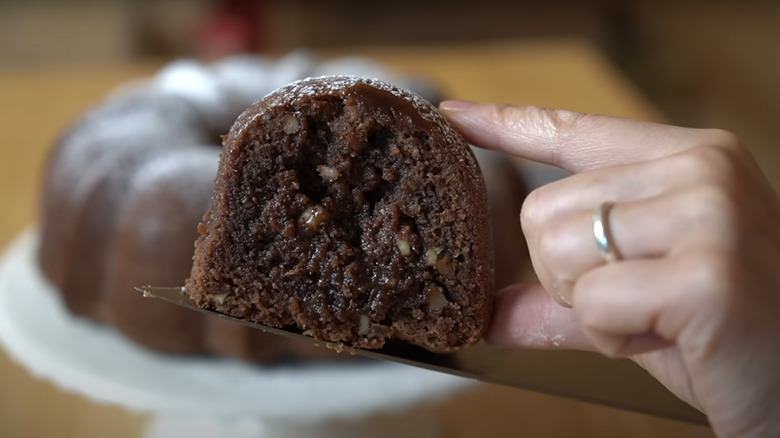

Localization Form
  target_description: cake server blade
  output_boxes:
[138,286,707,425]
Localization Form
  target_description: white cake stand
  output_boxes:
[0,230,474,438]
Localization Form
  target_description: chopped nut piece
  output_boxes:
[299,204,330,234]
[358,314,370,335]
[426,247,441,266]
[282,114,300,134]
[426,247,455,276]
[425,283,448,311]
[317,165,340,182]
[281,221,296,238]
[397,239,411,256]
[325,342,349,353]
[436,256,454,276]
[210,293,228,305]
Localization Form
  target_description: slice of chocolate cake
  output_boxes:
[186,76,493,353]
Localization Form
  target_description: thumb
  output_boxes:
[487,283,595,351]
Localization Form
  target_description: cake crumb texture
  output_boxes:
[187,76,493,353]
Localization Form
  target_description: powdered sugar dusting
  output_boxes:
[263,75,442,125]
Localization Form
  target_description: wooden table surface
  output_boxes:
[0,39,715,437]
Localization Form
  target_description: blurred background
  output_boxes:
[1,1,779,437]
[2,0,779,177]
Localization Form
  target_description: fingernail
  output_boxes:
[439,100,478,111]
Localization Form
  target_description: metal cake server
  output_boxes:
[138,285,707,425]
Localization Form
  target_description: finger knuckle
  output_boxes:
[537,221,567,267]
[520,188,543,230]
[578,310,603,335]
[697,128,743,151]
[527,106,589,166]
[520,181,562,230]
[538,106,587,131]
[683,186,740,235]
[675,144,740,186]
[540,107,587,141]
[491,104,530,137]
[490,103,515,126]
[572,277,609,331]
[678,250,739,304]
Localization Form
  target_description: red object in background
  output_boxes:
[197,0,266,57]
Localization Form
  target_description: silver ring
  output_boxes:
[593,202,621,263]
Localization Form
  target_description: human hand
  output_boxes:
[440,101,780,438]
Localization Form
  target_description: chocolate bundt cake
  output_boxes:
[38,55,527,361]
[186,76,495,353]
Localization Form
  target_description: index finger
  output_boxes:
[439,101,726,173]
